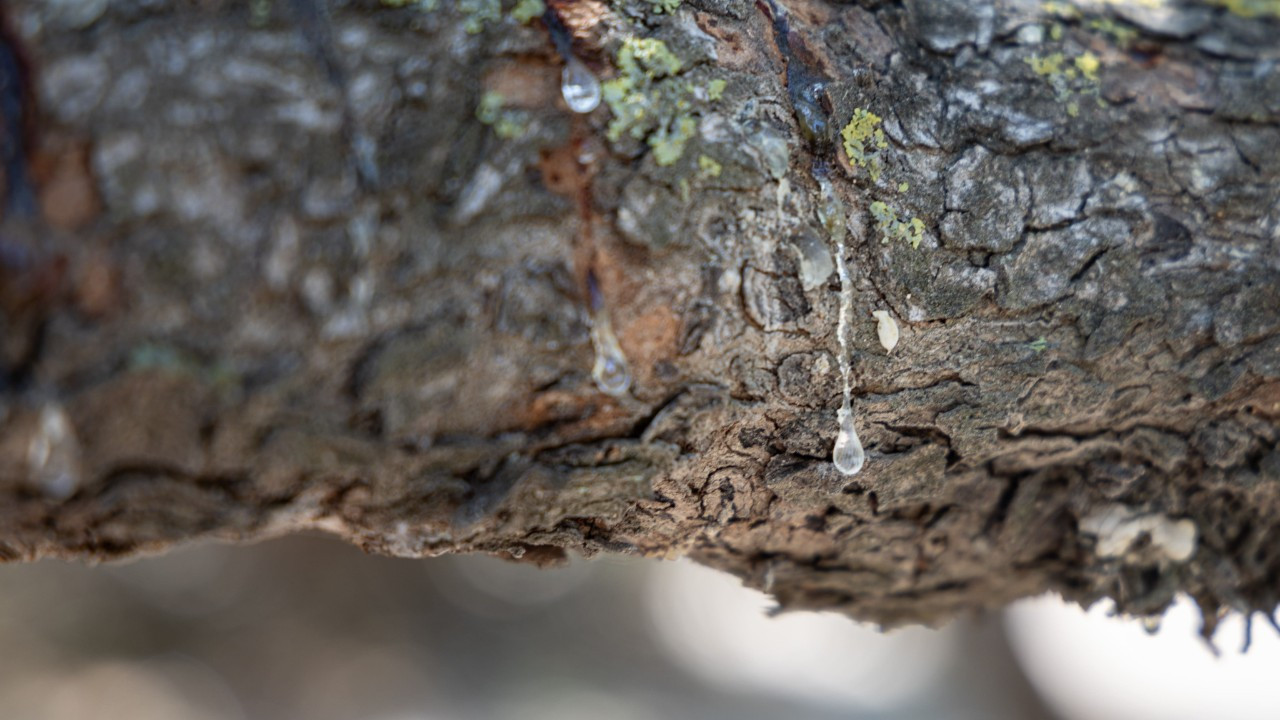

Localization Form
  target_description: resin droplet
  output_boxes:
[872,309,899,353]
[815,175,847,245]
[833,403,865,476]
[590,316,631,397]
[27,403,82,499]
[790,229,833,291]
[561,56,601,114]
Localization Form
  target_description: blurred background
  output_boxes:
[0,535,1278,720]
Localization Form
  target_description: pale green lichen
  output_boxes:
[1025,50,1103,115]
[648,0,681,13]
[511,0,545,23]
[1088,18,1138,47]
[602,37,709,167]
[1040,1,1080,19]
[840,108,888,182]
[698,154,722,178]
[651,116,697,165]
[1208,0,1280,17]
[707,78,727,101]
[476,91,526,139]
[838,110,925,248]
[1029,337,1049,353]
[459,0,501,33]
[1025,51,1067,78]
[870,201,925,249]
[1074,51,1100,82]
[1044,1,1146,48]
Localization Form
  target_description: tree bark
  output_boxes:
[1,0,1278,638]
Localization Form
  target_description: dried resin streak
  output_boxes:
[818,170,864,476]
[545,7,600,114]
[542,8,619,395]
[761,0,864,475]
[586,270,630,397]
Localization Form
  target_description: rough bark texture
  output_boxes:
[1,0,1278,637]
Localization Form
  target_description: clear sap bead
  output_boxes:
[593,348,631,396]
[815,175,846,245]
[791,229,833,291]
[27,404,82,499]
[591,319,631,397]
[561,57,601,114]
[833,405,865,476]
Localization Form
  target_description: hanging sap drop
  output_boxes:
[561,56,601,114]
[27,403,82,499]
[593,346,630,396]
[833,403,865,476]
[590,317,631,397]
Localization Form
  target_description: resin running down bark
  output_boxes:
[587,270,632,398]
[815,173,865,477]
[0,0,1278,639]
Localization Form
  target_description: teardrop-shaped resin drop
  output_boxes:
[833,404,865,475]
[27,403,82,499]
[591,319,631,397]
[593,348,631,396]
[561,56,602,114]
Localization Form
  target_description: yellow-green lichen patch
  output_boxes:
[1025,51,1066,77]
[1074,51,1100,81]
[458,0,501,32]
[1024,49,1103,115]
[602,37,712,167]
[511,0,545,23]
[1209,0,1280,18]
[647,0,681,13]
[707,78,727,101]
[1087,18,1138,47]
[870,201,925,249]
[650,116,697,165]
[476,91,526,139]
[840,108,888,182]
[698,154,722,178]
[1040,1,1081,19]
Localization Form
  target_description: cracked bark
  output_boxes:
[1,0,1278,640]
